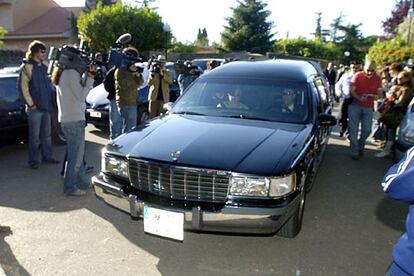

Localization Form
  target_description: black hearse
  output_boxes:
[93,59,336,240]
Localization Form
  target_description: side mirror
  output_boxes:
[163,102,173,113]
[318,114,337,126]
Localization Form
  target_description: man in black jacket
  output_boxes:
[324,62,337,102]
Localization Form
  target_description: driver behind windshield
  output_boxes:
[281,88,297,114]
[217,86,248,109]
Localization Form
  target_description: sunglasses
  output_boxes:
[40,49,46,54]
[366,69,375,73]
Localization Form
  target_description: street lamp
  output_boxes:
[407,0,414,45]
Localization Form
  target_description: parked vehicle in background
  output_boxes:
[86,62,180,128]
[93,58,336,241]
[395,97,414,161]
[191,58,225,71]
[0,67,65,146]
[0,67,27,145]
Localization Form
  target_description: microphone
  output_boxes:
[116,33,132,46]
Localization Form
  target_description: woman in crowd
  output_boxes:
[376,70,414,158]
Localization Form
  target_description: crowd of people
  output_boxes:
[331,59,414,275]
[15,38,413,274]
[333,60,414,160]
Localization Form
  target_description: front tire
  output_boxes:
[277,188,306,238]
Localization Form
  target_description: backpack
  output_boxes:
[104,66,116,100]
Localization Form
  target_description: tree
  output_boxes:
[194,27,209,47]
[0,27,7,48]
[335,23,367,63]
[382,0,410,38]
[312,12,330,42]
[330,13,344,43]
[367,39,414,65]
[77,4,171,53]
[221,0,274,54]
[274,37,340,60]
[397,16,414,45]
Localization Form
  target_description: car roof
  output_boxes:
[0,67,20,77]
[201,59,318,82]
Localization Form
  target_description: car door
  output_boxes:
[312,77,332,156]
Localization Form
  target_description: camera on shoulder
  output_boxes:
[48,45,95,75]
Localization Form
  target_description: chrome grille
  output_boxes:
[128,159,230,203]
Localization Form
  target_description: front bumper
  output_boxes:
[86,109,109,127]
[92,173,300,234]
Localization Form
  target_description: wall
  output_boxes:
[0,3,13,30]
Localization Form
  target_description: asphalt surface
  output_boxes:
[0,120,407,276]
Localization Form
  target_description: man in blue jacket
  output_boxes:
[382,146,414,275]
[19,40,59,169]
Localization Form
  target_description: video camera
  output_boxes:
[147,55,163,74]
[174,60,202,77]
[108,33,142,71]
[48,44,96,75]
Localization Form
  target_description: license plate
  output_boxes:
[89,111,101,118]
[144,206,184,241]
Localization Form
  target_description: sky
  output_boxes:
[54,0,397,44]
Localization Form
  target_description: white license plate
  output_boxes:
[143,206,184,241]
[89,111,101,118]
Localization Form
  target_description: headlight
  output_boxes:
[230,173,296,197]
[101,152,129,179]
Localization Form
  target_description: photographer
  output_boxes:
[114,47,143,133]
[177,60,200,95]
[148,55,172,118]
[52,60,96,196]
[92,52,107,87]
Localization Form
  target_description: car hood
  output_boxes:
[86,84,109,106]
[111,115,310,175]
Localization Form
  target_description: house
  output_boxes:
[0,0,83,51]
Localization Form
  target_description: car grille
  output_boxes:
[128,159,230,203]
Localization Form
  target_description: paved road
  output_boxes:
[0,122,407,276]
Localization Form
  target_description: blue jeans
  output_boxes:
[61,121,90,194]
[27,108,53,166]
[109,100,122,141]
[118,105,137,134]
[348,103,373,155]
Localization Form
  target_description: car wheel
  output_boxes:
[277,188,306,238]
[305,163,318,193]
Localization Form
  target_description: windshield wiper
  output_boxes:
[173,111,206,116]
[222,114,274,121]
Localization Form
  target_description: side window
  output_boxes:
[313,78,328,112]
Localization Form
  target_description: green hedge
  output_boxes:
[367,39,414,66]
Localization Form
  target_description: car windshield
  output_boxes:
[172,78,310,124]
[0,77,20,106]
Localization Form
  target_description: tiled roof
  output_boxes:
[8,6,83,36]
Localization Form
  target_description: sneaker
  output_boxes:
[43,158,60,164]
[67,189,87,196]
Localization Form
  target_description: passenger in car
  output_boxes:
[281,88,298,114]
[217,86,248,109]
